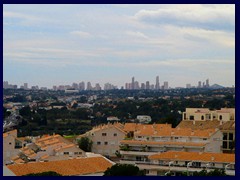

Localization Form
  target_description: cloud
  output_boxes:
[70,31,93,38]
[134,5,235,31]
[125,31,149,39]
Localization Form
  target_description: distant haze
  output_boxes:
[3,4,235,88]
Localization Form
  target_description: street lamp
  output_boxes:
[187,162,192,176]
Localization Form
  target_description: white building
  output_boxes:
[136,115,152,124]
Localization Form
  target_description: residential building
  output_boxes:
[142,151,235,176]
[77,123,126,157]
[182,108,235,121]
[119,124,223,165]
[180,108,235,153]
[3,130,21,165]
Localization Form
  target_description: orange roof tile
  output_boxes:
[7,157,113,176]
[149,151,235,163]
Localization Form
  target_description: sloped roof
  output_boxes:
[7,157,113,176]
[149,151,235,163]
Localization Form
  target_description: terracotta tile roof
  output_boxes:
[7,157,113,176]
[54,144,75,152]
[149,151,235,163]
[11,156,25,164]
[219,121,235,131]
[134,125,217,138]
[177,120,235,131]
[3,129,17,138]
[121,140,206,147]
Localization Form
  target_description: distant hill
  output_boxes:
[210,84,225,89]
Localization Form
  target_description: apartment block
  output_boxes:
[77,123,126,157]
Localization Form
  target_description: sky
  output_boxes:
[3,4,235,89]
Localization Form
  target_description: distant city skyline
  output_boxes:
[4,76,230,90]
[3,4,235,88]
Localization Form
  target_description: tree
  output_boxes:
[77,136,93,152]
[104,164,145,176]
[23,171,62,176]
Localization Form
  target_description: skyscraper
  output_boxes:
[87,82,92,90]
[206,79,209,88]
[146,81,150,90]
[24,83,28,90]
[155,76,160,90]
[79,81,85,91]
[198,81,202,88]
[131,77,135,90]
[163,81,168,90]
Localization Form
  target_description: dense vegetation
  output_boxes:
[104,164,145,176]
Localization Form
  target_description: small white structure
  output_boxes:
[137,115,152,124]
[107,116,120,122]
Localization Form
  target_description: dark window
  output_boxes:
[175,137,179,139]
[219,115,223,120]
[64,152,69,155]
[102,133,107,136]
[9,142,12,145]
[203,138,207,141]
[223,141,228,149]
[201,116,204,120]
[104,142,108,145]
[114,133,117,136]
[190,116,194,120]
[97,141,101,145]
[229,133,234,140]
[223,133,228,140]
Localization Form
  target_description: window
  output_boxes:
[138,136,142,138]
[102,133,107,136]
[223,141,228,149]
[203,138,207,141]
[175,137,179,139]
[97,141,101,145]
[9,142,12,145]
[219,115,223,120]
[64,152,69,155]
[104,142,108,145]
[114,133,117,136]
[74,152,82,155]
[229,133,234,140]
[223,133,228,140]
[201,116,204,120]
[190,116,194,120]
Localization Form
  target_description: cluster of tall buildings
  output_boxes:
[125,76,169,90]
[53,82,118,91]
[186,79,210,89]
[3,78,212,91]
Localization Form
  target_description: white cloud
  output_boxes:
[134,5,235,31]
[70,31,93,38]
[125,31,149,39]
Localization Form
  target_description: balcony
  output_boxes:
[120,150,157,156]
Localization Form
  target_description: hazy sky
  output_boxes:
[3,4,235,88]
